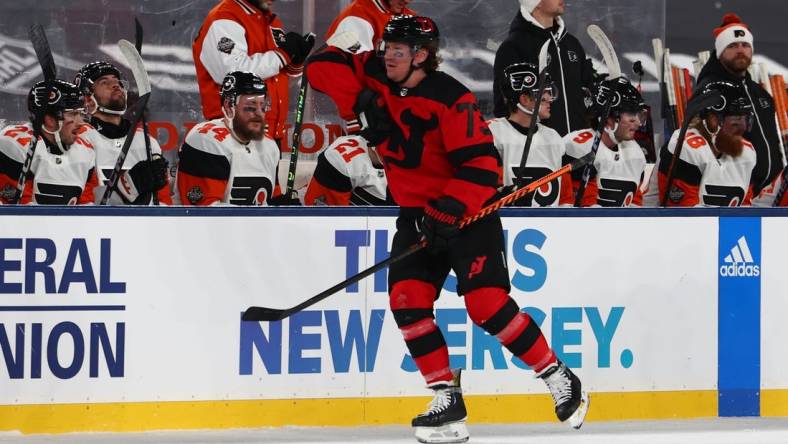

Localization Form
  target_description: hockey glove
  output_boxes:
[353,89,393,146]
[421,196,466,253]
[268,192,302,206]
[278,32,314,66]
[126,154,169,195]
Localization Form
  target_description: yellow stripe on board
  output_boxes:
[762,389,788,416]
[0,390,718,435]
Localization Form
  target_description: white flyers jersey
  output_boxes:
[488,118,572,207]
[177,119,280,206]
[21,137,97,205]
[0,123,33,204]
[564,129,647,207]
[657,128,756,207]
[78,122,171,205]
[304,135,389,205]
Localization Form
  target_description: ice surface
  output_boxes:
[1,418,787,444]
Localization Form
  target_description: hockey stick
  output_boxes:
[134,17,159,205]
[12,24,57,204]
[514,40,551,191]
[574,25,620,207]
[99,45,151,205]
[660,89,724,206]
[242,151,594,322]
[99,39,153,205]
[283,33,317,201]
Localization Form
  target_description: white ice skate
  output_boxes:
[412,369,469,443]
[537,360,590,429]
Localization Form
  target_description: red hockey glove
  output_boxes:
[421,196,466,253]
[353,89,393,146]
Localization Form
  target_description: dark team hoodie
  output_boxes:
[493,9,594,136]
[697,53,785,195]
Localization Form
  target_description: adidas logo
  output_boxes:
[719,236,760,277]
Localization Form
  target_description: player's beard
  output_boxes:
[234,115,265,142]
[103,95,126,112]
[722,54,751,76]
[715,131,744,158]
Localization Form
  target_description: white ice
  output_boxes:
[1,418,787,444]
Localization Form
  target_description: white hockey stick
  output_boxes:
[515,39,552,185]
[574,25,619,206]
[99,39,151,205]
[587,24,620,79]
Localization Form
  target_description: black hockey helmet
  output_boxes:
[382,15,439,48]
[500,62,558,106]
[698,80,753,131]
[74,61,124,95]
[27,79,84,121]
[698,80,752,116]
[220,71,268,104]
[588,76,646,121]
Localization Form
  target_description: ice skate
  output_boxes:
[412,369,469,443]
[537,359,590,429]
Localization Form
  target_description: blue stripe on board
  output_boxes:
[718,217,761,417]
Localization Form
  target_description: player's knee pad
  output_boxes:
[465,287,541,354]
[390,279,437,326]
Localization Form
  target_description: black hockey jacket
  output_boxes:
[493,10,595,136]
[697,53,785,195]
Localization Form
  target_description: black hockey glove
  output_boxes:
[353,89,393,146]
[279,32,314,65]
[268,192,302,206]
[421,196,466,253]
[128,154,169,195]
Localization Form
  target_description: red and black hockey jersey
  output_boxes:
[306,48,501,216]
[657,128,756,207]
[304,135,389,205]
[488,118,572,207]
[21,137,97,205]
[0,123,34,204]
[564,129,646,207]
[176,118,281,206]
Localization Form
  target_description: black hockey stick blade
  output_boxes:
[242,240,427,321]
[29,24,56,81]
[99,92,152,205]
[134,17,144,54]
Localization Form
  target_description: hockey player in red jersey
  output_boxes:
[564,77,647,207]
[325,0,415,133]
[658,81,757,207]
[21,80,97,205]
[74,62,171,205]
[177,71,289,206]
[489,61,573,206]
[304,135,390,205]
[307,15,588,442]
[0,123,34,204]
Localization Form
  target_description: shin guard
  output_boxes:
[391,280,452,384]
[465,287,556,373]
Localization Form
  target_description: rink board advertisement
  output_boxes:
[0,209,785,433]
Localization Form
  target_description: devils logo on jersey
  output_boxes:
[382,109,439,169]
